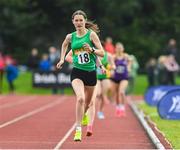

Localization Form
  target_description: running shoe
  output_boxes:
[97,111,105,119]
[120,109,126,117]
[81,114,89,126]
[86,125,93,136]
[115,107,121,117]
[74,130,82,142]
[115,108,126,117]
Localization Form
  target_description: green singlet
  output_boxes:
[71,30,96,71]
[97,51,110,80]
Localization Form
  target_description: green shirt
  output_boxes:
[71,30,96,71]
[97,51,109,79]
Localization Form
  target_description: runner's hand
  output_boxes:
[100,65,106,74]
[56,60,64,69]
[83,43,93,53]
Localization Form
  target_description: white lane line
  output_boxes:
[54,123,76,150]
[0,96,37,109]
[0,97,65,129]
[128,99,165,150]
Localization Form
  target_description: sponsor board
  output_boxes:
[158,89,180,120]
[144,86,180,106]
[33,71,71,88]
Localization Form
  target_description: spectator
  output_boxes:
[48,46,60,94]
[104,37,115,54]
[146,58,157,87]
[3,54,17,66]
[39,54,51,72]
[27,48,40,71]
[164,55,179,85]
[5,58,19,94]
[164,38,179,64]
[0,52,5,93]
[157,56,169,85]
[48,46,60,71]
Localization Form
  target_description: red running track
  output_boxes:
[0,95,155,149]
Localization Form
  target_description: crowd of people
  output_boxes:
[0,46,69,94]
[27,46,60,72]
[27,46,71,94]
[146,38,180,87]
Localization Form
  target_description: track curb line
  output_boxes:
[128,100,165,150]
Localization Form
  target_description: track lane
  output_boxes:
[0,96,75,149]
[60,103,155,149]
[0,95,61,124]
[0,96,37,109]
[0,95,23,105]
[0,95,155,149]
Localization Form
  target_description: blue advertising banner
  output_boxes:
[144,86,180,106]
[158,89,180,120]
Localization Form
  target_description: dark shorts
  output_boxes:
[71,67,97,86]
[98,78,107,81]
[110,77,129,84]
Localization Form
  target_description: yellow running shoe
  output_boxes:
[74,130,82,142]
[81,114,89,126]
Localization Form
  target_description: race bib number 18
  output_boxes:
[78,52,90,64]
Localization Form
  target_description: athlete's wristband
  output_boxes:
[92,47,96,53]
[99,65,103,68]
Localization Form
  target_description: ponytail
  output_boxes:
[85,21,100,33]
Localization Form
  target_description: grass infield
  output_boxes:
[1,71,73,95]
[1,71,180,94]
[139,102,180,149]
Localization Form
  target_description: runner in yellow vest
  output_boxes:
[96,51,115,119]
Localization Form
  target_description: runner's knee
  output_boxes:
[119,90,125,96]
[89,100,95,107]
[77,96,85,105]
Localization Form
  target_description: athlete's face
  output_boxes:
[72,14,86,30]
[115,43,124,54]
